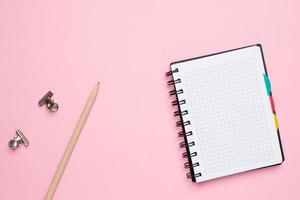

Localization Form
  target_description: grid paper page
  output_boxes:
[185,59,273,174]
[171,45,283,182]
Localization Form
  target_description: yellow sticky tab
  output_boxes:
[273,114,279,129]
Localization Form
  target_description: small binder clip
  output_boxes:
[39,91,59,112]
[8,129,29,150]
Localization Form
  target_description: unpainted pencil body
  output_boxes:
[45,83,100,200]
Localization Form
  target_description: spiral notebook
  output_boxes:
[166,44,284,183]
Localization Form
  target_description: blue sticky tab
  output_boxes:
[263,74,271,96]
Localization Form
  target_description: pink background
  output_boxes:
[0,0,299,199]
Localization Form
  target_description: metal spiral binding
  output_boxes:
[169,89,183,96]
[165,68,179,76]
[174,110,188,116]
[184,162,199,168]
[186,172,202,179]
[179,141,195,148]
[178,131,193,137]
[182,152,197,158]
[172,99,186,106]
[176,120,190,127]
[166,68,201,181]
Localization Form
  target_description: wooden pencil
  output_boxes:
[45,82,100,200]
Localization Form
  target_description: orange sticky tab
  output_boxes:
[273,114,279,129]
